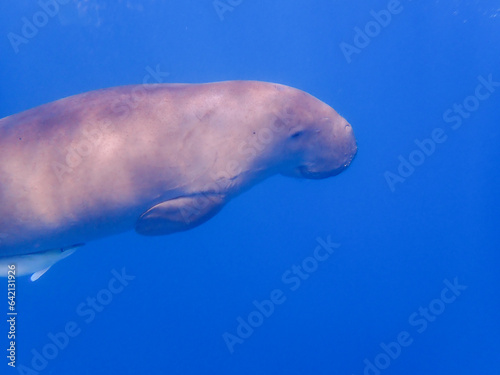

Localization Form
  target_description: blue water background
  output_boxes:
[0,1,499,374]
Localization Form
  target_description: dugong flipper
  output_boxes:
[0,81,357,276]
[135,195,225,236]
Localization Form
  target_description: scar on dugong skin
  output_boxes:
[0,81,357,280]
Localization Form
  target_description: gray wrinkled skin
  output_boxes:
[0,81,357,257]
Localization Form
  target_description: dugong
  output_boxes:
[0,81,356,278]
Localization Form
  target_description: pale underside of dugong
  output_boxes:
[0,81,357,278]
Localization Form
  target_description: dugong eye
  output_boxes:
[290,130,304,139]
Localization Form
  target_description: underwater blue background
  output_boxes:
[1,1,499,374]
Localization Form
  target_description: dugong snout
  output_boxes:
[279,89,357,180]
[299,116,357,179]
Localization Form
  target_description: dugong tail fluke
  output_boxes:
[0,245,81,281]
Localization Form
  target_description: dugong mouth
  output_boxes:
[297,166,341,179]
[296,144,358,180]
[297,165,345,179]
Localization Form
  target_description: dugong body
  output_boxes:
[0,81,356,265]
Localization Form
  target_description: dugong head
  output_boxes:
[271,84,357,179]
